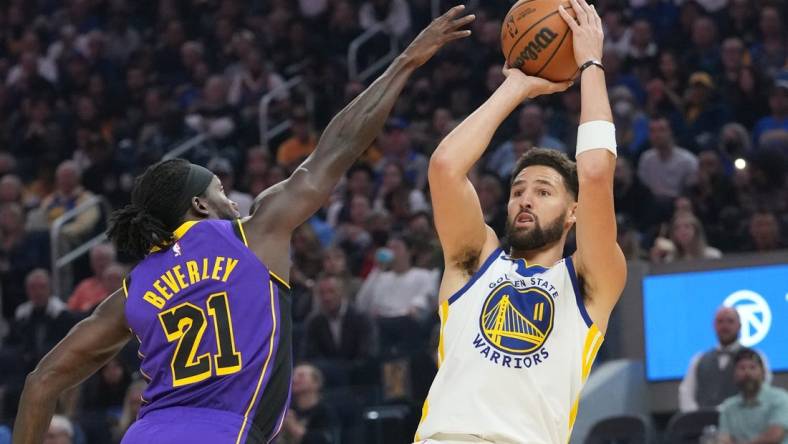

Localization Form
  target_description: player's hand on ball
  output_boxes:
[502,65,573,100]
[558,0,604,67]
[403,5,476,68]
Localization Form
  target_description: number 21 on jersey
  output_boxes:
[158,291,242,387]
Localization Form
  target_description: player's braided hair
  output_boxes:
[107,159,193,261]
[510,148,579,199]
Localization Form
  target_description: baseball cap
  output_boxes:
[689,72,715,89]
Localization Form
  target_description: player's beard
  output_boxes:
[505,211,565,252]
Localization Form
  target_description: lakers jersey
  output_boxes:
[414,248,603,444]
[123,219,292,444]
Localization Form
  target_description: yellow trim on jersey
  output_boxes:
[236,219,249,246]
[581,325,604,381]
[235,280,278,444]
[269,271,291,290]
[438,301,449,364]
[569,324,604,435]
[149,220,200,253]
[122,278,129,298]
[414,302,448,441]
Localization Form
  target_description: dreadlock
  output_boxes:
[107,159,194,260]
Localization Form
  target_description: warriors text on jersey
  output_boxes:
[415,248,603,444]
[123,219,292,444]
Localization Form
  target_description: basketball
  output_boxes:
[501,0,578,82]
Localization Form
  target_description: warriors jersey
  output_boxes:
[123,219,292,444]
[414,248,603,444]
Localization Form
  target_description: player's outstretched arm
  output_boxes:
[242,6,474,276]
[429,68,570,282]
[559,0,626,333]
[13,291,132,444]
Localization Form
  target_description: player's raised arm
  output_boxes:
[429,68,570,282]
[242,7,474,272]
[13,291,132,444]
[559,0,626,333]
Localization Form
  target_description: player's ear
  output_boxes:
[191,196,211,217]
[567,201,578,224]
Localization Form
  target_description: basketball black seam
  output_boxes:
[535,27,570,77]
[505,10,561,63]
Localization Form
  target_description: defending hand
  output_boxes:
[402,5,476,68]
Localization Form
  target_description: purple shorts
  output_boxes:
[121,406,250,444]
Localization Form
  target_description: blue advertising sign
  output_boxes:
[643,264,788,381]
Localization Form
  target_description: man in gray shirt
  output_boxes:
[637,116,699,199]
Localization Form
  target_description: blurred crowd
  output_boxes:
[0,0,785,443]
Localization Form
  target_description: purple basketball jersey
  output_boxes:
[124,219,292,444]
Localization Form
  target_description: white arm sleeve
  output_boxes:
[679,353,702,412]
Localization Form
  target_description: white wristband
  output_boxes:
[576,120,617,157]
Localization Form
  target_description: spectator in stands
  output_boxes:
[373,162,428,215]
[745,210,784,252]
[719,348,788,444]
[184,75,238,143]
[687,150,738,227]
[0,175,23,207]
[280,363,337,444]
[0,203,50,319]
[753,80,788,145]
[614,157,657,231]
[717,123,753,169]
[6,269,76,377]
[487,104,566,180]
[650,211,722,263]
[44,415,74,444]
[10,97,65,180]
[477,173,507,236]
[683,71,732,150]
[243,147,272,197]
[610,85,649,157]
[684,16,721,74]
[208,157,253,216]
[679,307,773,412]
[113,379,147,443]
[376,117,428,191]
[67,243,116,313]
[302,274,374,363]
[750,6,786,78]
[359,0,411,39]
[277,107,318,172]
[322,247,362,299]
[30,160,100,242]
[357,235,438,354]
[719,38,769,128]
[637,116,699,201]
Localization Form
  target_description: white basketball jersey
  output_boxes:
[414,248,603,444]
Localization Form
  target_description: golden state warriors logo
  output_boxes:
[479,283,554,355]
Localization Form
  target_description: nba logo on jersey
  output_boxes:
[473,281,554,369]
[173,242,182,257]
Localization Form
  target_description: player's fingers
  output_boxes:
[442,4,466,21]
[591,5,603,29]
[447,30,473,41]
[558,5,580,32]
[552,80,573,93]
[567,0,589,26]
[577,0,595,19]
[451,14,476,29]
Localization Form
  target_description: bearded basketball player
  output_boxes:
[414,0,626,443]
[12,7,475,444]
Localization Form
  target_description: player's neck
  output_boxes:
[508,242,564,267]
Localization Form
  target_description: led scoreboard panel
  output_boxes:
[643,264,788,381]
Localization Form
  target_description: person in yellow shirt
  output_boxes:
[277,107,318,170]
